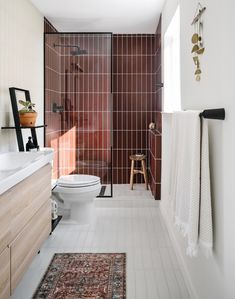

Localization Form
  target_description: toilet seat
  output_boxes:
[57,174,100,188]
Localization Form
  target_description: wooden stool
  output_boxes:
[129,154,148,190]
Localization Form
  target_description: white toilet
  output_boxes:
[52,174,101,224]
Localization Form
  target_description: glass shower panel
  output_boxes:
[45,33,112,196]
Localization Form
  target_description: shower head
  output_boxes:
[53,43,87,56]
[71,48,88,56]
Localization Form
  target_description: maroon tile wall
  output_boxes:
[154,17,162,133]
[149,17,162,199]
[112,34,156,184]
[149,130,161,199]
[45,27,112,185]
[45,18,162,193]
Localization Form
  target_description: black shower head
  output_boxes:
[53,43,87,56]
[71,48,88,56]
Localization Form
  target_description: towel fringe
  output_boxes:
[175,217,189,237]
[187,243,199,257]
[199,241,213,258]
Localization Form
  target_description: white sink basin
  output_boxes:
[0,152,43,172]
[0,148,54,195]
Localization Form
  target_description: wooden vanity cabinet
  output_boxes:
[10,200,51,291]
[0,164,52,298]
[0,247,10,299]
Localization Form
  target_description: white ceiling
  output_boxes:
[31,0,165,33]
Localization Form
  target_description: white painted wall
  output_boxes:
[161,0,235,298]
[0,0,44,152]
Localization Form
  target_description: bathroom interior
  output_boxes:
[0,0,235,298]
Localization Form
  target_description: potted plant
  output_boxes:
[18,100,37,127]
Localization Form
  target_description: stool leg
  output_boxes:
[130,160,135,190]
[141,160,148,190]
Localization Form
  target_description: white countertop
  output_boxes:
[0,148,54,195]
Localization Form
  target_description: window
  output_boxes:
[163,6,181,112]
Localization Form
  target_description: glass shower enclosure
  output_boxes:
[44,33,112,197]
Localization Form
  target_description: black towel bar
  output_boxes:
[200,108,225,120]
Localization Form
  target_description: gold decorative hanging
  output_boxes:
[191,3,206,81]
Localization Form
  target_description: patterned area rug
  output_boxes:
[33,253,126,299]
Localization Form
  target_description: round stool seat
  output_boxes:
[129,154,146,161]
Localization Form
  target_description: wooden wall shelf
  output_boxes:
[1,125,46,130]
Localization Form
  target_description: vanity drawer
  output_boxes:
[0,194,11,255]
[0,247,10,299]
[9,164,51,241]
[10,200,51,293]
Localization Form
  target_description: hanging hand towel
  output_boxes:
[169,111,213,257]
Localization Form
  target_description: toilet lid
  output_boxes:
[57,174,100,188]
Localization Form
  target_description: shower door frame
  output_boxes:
[43,32,113,198]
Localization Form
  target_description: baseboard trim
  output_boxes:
[160,204,198,299]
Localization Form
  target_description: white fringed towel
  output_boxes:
[169,111,213,257]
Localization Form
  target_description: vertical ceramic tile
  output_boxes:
[113,34,155,184]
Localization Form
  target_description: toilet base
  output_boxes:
[52,179,101,224]
[69,200,95,224]
[53,195,96,225]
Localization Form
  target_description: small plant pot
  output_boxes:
[19,112,38,127]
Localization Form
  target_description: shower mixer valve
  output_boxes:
[52,102,64,113]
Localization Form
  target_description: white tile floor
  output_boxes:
[11,185,190,299]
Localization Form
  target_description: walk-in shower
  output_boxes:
[44,33,112,196]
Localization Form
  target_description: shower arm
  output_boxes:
[53,43,85,72]
[53,43,80,51]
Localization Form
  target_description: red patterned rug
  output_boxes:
[33,253,126,299]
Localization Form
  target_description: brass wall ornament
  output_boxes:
[191,3,206,81]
